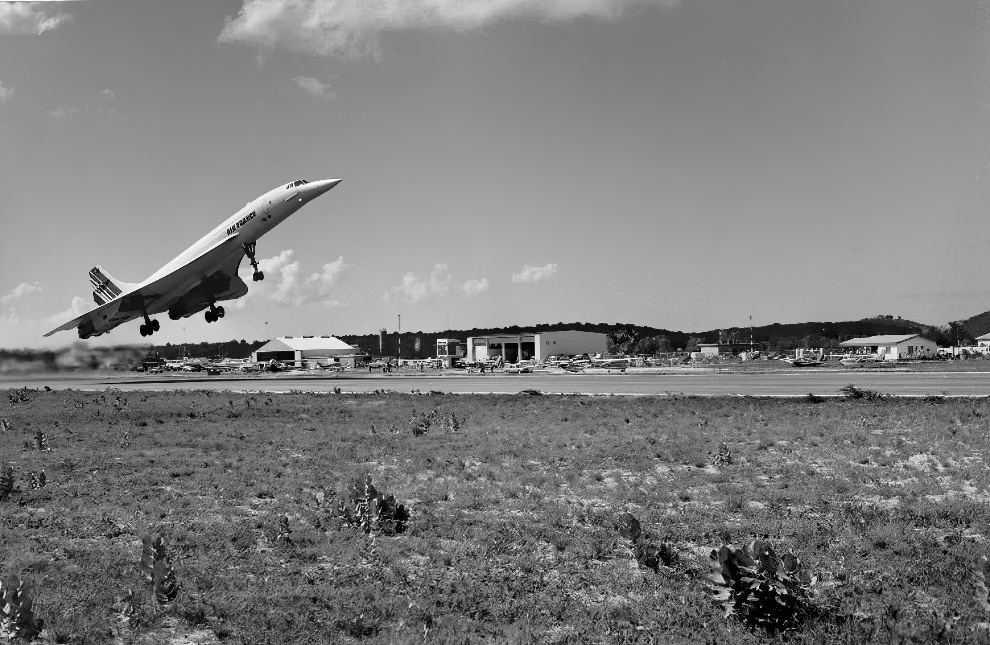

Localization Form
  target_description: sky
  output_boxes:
[0,0,987,349]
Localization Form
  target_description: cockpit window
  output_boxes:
[287,179,309,189]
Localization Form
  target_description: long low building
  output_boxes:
[252,336,368,368]
[839,334,936,360]
[466,330,608,363]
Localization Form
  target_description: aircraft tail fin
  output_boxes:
[89,265,137,305]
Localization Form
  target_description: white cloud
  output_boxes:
[461,277,489,296]
[219,0,678,59]
[96,88,117,116]
[48,88,119,119]
[46,295,90,325]
[390,263,452,303]
[512,263,558,283]
[0,2,75,35]
[292,76,336,100]
[0,81,13,103]
[237,249,350,307]
[47,105,78,119]
[1,282,42,305]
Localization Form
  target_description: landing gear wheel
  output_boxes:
[243,241,264,282]
[216,306,225,318]
[151,319,160,332]
[140,324,148,337]
[205,311,215,323]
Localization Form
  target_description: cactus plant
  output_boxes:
[975,555,990,627]
[0,466,13,501]
[0,574,44,642]
[711,442,732,466]
[27,471,46,491]
[140,533,178,604]
[708,539,812,633]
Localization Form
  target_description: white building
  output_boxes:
[252,336,367,369]
[976,333,990,348]
[466,330,608,364]
[838,334,936,360]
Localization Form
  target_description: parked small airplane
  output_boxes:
[45,178,341,339]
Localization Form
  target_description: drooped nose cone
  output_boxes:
[303,178,342,200]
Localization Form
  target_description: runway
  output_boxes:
[4,369,990,396]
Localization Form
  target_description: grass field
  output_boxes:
[1,388,989,644]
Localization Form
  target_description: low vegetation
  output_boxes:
[1,388,988,643]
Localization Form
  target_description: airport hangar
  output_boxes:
[252,336,368,369]
[465,330,608,363]
[839,334,937,360]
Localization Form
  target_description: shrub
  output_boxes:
[7,389,32,406]
[841,384,884,401]
[410,409,460,436]
[336,475,409,536]
[635,540,679,572]
[711,442,732,466]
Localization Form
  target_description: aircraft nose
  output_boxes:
[304,178,342,200]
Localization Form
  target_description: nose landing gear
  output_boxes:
[242,241,264,282]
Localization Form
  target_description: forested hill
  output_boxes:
[958,311,990,339]
[740,317,929,348]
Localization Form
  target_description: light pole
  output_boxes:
[397,314,401,360]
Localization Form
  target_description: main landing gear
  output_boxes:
[139,313,160,337]
[243,241,264,282]
[205,303,225,324]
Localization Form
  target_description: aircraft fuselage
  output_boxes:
[45,178,342,339]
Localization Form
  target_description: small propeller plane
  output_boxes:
[45,178,342,339]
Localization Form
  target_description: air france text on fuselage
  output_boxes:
[227,211,256,236]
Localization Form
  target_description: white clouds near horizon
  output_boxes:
[1,283,42,305]
[47,105,78,119]
[47,89,117,119]
[0,81,13,102]
[461,278,489,297]
[511,264,557,284]
[0,2,75,35]
[236,249,350,308]
[46,295,89,326]
[390,263,451,304]
[218,0,679,58]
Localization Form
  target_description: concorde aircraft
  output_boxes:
[45,178,342,339]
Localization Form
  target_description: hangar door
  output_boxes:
[256,351,295,363]
[473,342,488,361]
